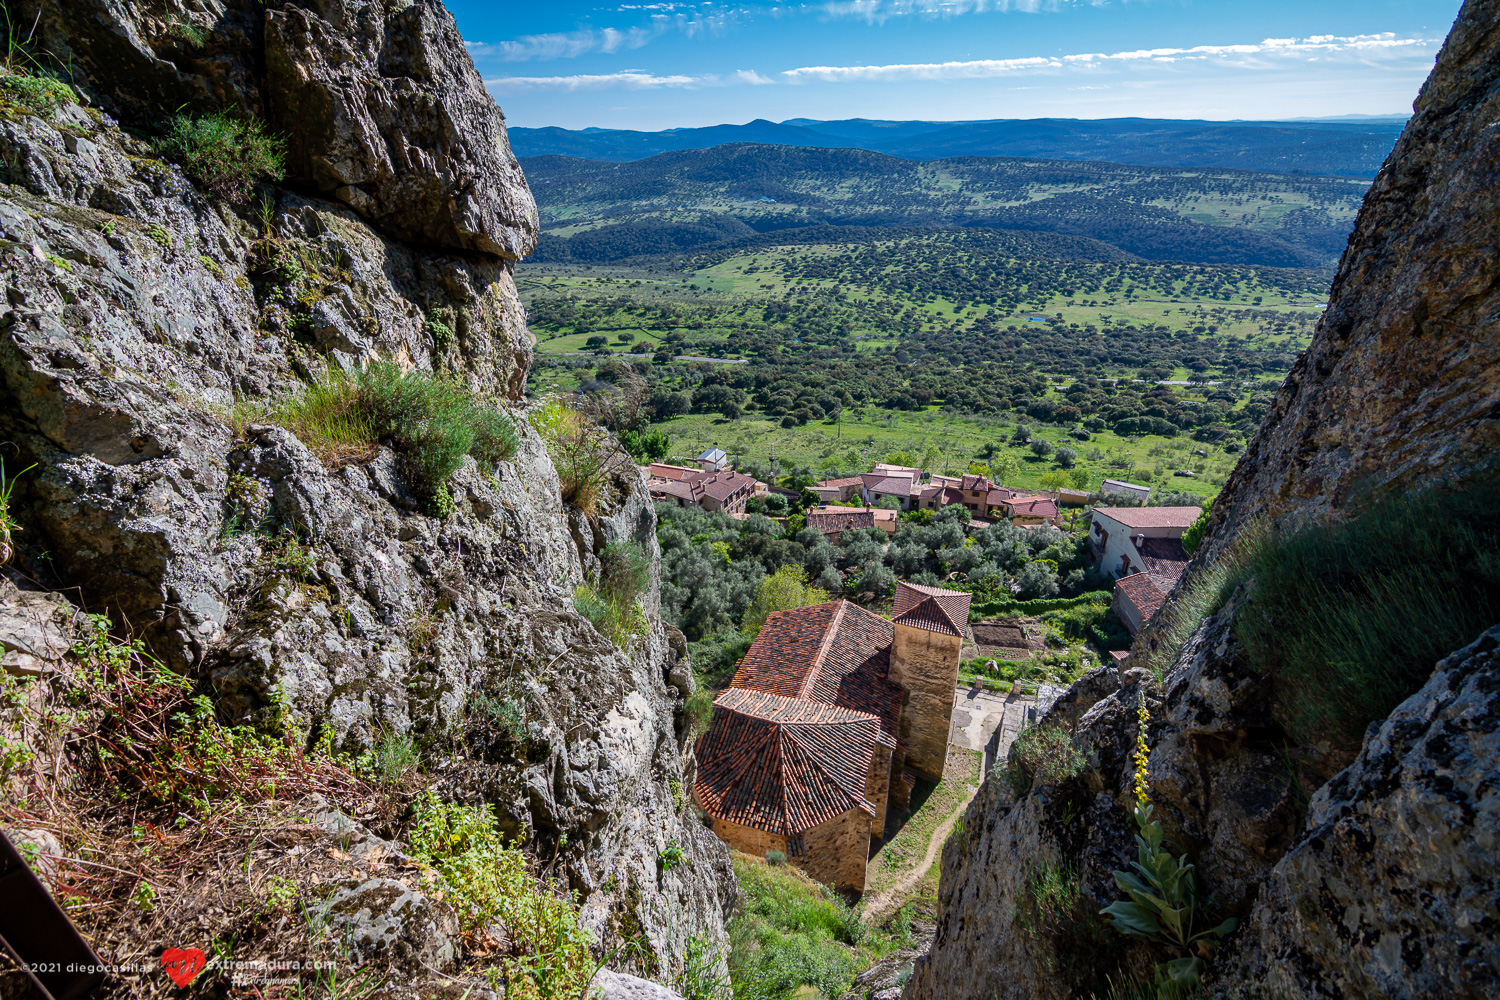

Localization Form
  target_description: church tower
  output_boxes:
[888,582,971,781]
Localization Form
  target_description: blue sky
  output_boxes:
[449,1,1464,130]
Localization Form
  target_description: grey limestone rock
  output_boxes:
[0,0,730,977]
[264,0,538,260]
[1217,626,1500,999]
[591,968,686,1000]
[314,877,460,974]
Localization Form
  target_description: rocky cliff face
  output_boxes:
[0,0,731,988]
[1199,0,1500,553]
[905,3,1500,998]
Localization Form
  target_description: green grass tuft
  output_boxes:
[1235,485,1500,748]
[0,72,74,118]
[257,363,518,512]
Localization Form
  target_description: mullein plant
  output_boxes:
[1102,692,1237,986]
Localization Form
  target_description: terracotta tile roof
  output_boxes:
[695,600,909,836]
[1096,506,1202,530]
[1139,537,1190,590]
[692,470,756,502]
[1008,497,1060,520]
[892,596,965,637]
[893,582,973,629]
[729,601,903,740]
[648,463,697,481]
[694,688,881,835]
[1115,572,1167,622]
[806,509,875,534]
[961,474,994,492]
[870,477,915,496]
[817,476,865,489]
[650,480,701,503]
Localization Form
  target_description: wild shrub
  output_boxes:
[533,395,615,514]
[684,686,715,741]
[155,110,285,202]
[61,615,364,809]
[0,457,34,565]
[1003,724,1086,798]
[740,564,829,637]
[1142,555,1245,683]
[574,583,646,648]
[1181,500,1212,555]
[1234,485,1500,748]
[1102,694,1235,986]
[358,729,420,785]
[599,539,652,605]
[407,794,593,999]
[265,363,518,512]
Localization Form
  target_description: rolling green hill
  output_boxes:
[522,144,1366,268]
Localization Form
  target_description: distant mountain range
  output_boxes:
[509,116,1409,178]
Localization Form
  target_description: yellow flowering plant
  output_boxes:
[1101,692,1237,986]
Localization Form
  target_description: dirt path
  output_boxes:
[862,782,979,927]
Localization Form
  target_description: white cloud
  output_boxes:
[486,71,710,91]
[819,0,1102,25]
[783,33,1435,82]
[732,69,776,85]
[469,11,733,62]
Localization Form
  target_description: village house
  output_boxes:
[1002,496,1061,527]
[693,582,972,894]
[1113,573,1168,636]
[814,476,865,504]
[805,508,877,545]
[696,448,729,472]
[915,482,964,511]
[1101,479,1152,505]
[646,463,697,481]
[1089,506,1200,583]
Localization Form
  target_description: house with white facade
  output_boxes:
[1089,506,1201,584]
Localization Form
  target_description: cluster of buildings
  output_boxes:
[814,464,1064,529]
[645,454,1080,532]
[692,581,973,894]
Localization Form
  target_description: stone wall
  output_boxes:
[799,808,873,894]
[703,814,787,862]
[866,746,894,835]
[891,623,963,780]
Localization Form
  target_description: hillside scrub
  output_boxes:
[156,110,286,202]
[407,795,594,999]
[728,852,911,999]
[1234,484,1500,748]
[259,363,518,513]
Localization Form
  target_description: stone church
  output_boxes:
[692,582,972,893]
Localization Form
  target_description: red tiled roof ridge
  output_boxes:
[714,687,880,726]
[801,600,849,699]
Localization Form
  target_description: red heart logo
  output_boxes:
[161,948,206,988]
